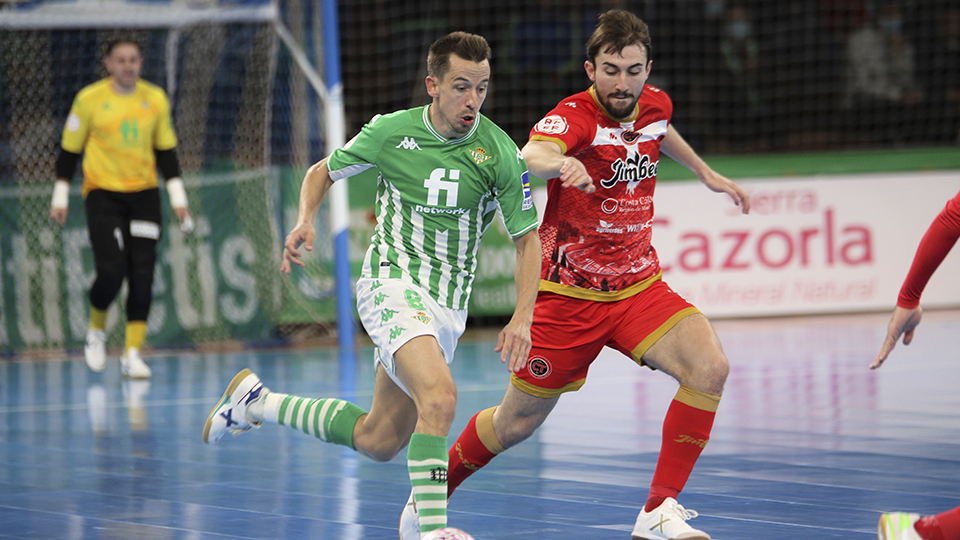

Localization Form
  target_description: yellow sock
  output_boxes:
[89,307,108,331]
[125,321,147,351]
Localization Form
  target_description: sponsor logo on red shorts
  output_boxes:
[527,356,551,379]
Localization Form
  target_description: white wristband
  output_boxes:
[166,177,189,209]
[51,180,70,209]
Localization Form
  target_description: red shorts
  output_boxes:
[512,279,700,398]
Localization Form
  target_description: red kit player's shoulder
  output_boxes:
[552,90,598,117]
[640,84,673,118]
[530,89,598,152]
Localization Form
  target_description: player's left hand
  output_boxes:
[495,318,532,373]
[870,305,923,369]
[173,206,194,233]
[700,170,750,214]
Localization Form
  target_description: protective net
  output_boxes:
[0,15,336,355]
[3,0,959,355]
[338,0,960,152]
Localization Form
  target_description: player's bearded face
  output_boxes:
[587,45,651,121]
[426,55,490,139]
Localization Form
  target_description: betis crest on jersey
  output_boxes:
[469,147,491,164]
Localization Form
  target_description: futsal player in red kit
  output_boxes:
[399,10,751,540]
[873,190,960,540]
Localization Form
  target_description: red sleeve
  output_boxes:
[528,97,593,156]
[897,190,960,308]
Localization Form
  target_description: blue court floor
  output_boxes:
[2,310,960,539]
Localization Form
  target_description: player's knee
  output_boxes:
[708,353,730,385]
[90,262,126,304]
[95,259,126,285]
[694,352,729,395]
[418,387,458,432]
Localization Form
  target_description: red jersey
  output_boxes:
[530,84,673,300]
[897,190,960,308]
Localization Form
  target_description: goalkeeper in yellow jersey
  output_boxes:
[48,39,192,379]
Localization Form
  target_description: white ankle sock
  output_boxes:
[258,391,288,424]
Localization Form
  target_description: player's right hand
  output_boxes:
[49,207,68,226]
[870,305,923,369]
[280,224,316,274]
[559,157,595,193]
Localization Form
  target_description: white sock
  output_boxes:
[257,391,288,424]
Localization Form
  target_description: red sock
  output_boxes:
[916,506,960,540]
[645,385,719,512]
[447,407,504,497]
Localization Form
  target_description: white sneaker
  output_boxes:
[878,513,923,540]
[632,498,710,540]
[84,329,107,373]
[120,348,151,379]
[398,489,420,540]
[202,368,265,444]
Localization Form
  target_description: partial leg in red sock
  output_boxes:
[645,385,719,512]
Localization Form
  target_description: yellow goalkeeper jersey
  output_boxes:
[61,78,177,197]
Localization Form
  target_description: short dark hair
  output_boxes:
[105,39,142,58]
[427,31,492,80]
[586,10,652,65]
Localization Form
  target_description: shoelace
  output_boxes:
[667,502,699,521]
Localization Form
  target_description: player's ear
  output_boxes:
[425,75,440,99]
[584,60,596,82]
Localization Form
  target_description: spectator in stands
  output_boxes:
[916,5,960,144]
[844,0,922,144]
[651,0,719,151]
[768,0,837,149]
[715,3,765,150]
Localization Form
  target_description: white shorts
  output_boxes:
[355,277,467,397]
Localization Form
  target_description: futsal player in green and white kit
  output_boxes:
[202,31,541,537]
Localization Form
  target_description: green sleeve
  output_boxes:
[327,114,386,181]
[494,136,539,238]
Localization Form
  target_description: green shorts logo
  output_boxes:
[404,289,426,310]
[380,308,399,325]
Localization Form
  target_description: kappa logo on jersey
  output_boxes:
[520,171,533,211]
[396,137,422,151]
[602,151,659,191]
[535,114,568,135]
[470,147,491,164]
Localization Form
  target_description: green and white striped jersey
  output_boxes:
[327,105,538,310]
